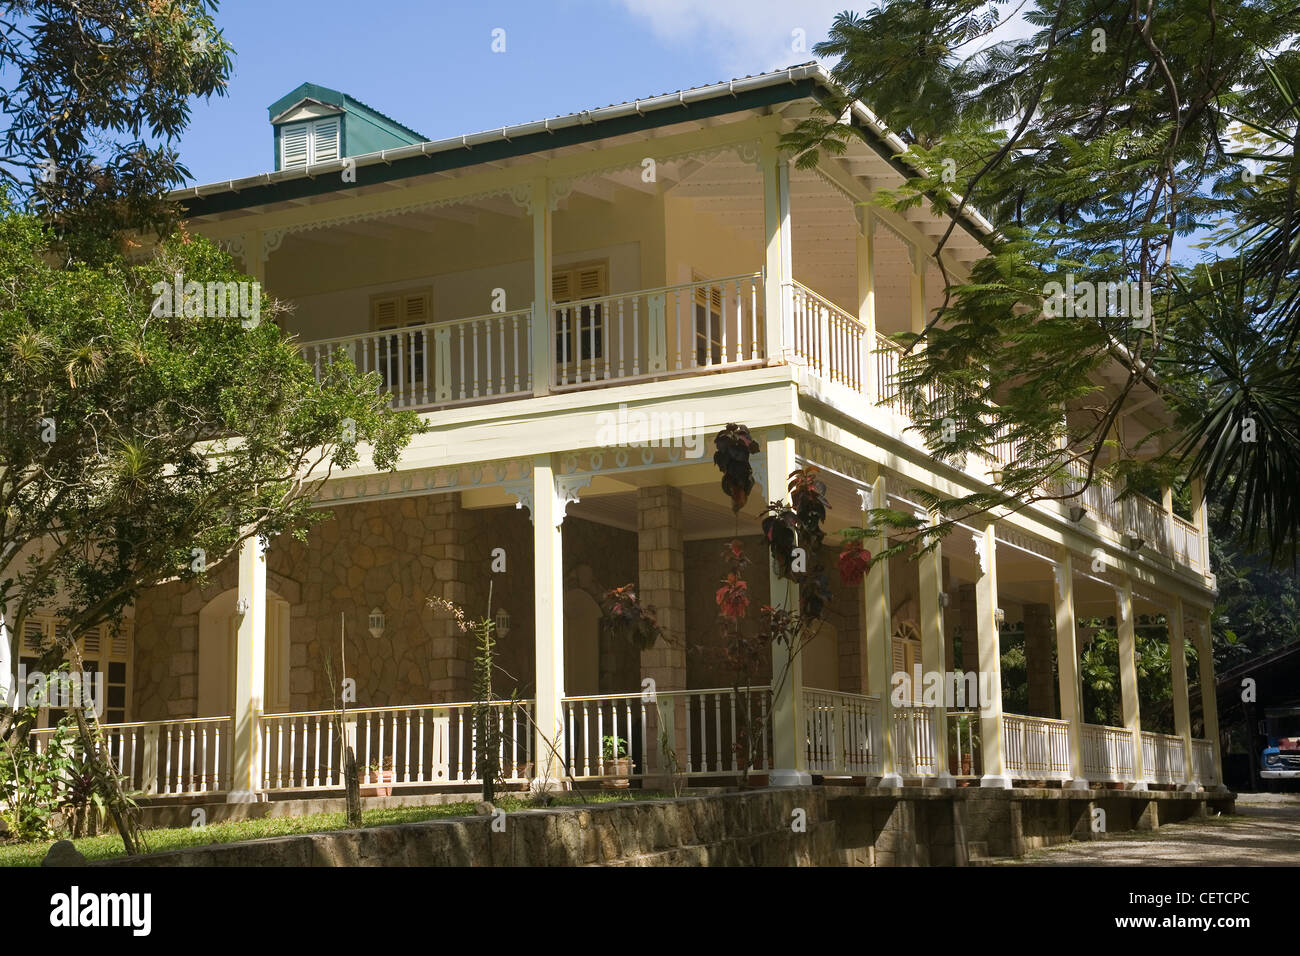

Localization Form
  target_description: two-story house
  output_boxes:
[24,66,1224,802]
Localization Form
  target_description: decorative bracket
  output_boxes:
[1053,562,1069,603]
[555,475,592,527]
[972,532,990,575]
[261,228,286,262]
[503,479,533,520]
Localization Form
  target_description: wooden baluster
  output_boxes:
[472,321,481,398]
[457,326,467,401]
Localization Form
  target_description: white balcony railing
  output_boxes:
[892,705,941,777]
[259,701,534,791]
[1192,737,1219,786]
[1141,730,1188,785]
[561,686,772,780]
[787,281,869,394]
[803,688,882,775]
[1081,722,1137,783]
[1002,713,1073,781]
[553,273,763,389]
[31,716,232,795]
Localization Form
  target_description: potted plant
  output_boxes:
[948,713,980,783]
[713,423,760,513]
[361,756,395,797]
[600,584,662,651]
[601,736,633,789]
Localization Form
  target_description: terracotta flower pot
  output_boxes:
[362,769,395,797]
[600,756,633,789]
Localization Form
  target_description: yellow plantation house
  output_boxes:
[22,66,1222,801]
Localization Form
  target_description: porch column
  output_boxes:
[637,486,686,784]
[909,244,926,336]
[529,177,553,397]
[862,471,900,786]
[1190,475,1210,573]
[916,515,954,787]
[1194,613,1225,789]
[1115,577,1146,789]
[974,523,1010,787]
[766,427,809,786]
[1169,596,1196,790]
[532,454,566,787]
[856,208,879,400]
[228,533,267,802]
[761,141,792,362]
[1052,553,1088,789]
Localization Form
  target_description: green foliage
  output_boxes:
[784,1,1300,562]
[0,0,235,257]
[0,196,421,727]
[0,713,73,840]
[601,735,628,760]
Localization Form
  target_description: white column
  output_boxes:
[228,533,267,802]
[530,177,553,397]
[1052,552,1089,789]
[917,517,953,787]
[1115,577,1146,789]
[762,142,791,363]
[0,613,14,709]
[974,524,1010,787]
[1169,596,1196,790]
[531,454,566,787]
[856,209,879,401]
[909,244,926,336]
[1194,614,1225,789]
[862,472,900,786]
[766,427,809,786]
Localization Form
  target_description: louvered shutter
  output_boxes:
[891,637,906,684]
[281,123,309,168]
[551,271,572,303]
[312,117,340,163]
[403,294,428,324]
[22,620,46,653]
[373,297,400,329]
[575,266,605,300]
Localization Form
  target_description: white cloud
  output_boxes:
[613,0,847,77]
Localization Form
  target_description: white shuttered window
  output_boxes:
[280,116,342,168]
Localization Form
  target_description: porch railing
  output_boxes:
[803,688,881,775]
[1002,713,1073,781]
[787,281,869,394]
[1081,722,1137,783]
[1191,737,1219,786]
[561,687,772,780]
[892,705,941,777]
[553,273,763,389]
[1141,730,1187,785]
[259,700,533,792]
[31,716,232,795]
[1171,514,1203,570]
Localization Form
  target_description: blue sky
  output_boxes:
[178,0,855,185]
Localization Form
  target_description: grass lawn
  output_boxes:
[0,790,668,867]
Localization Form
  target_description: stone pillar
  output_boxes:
[862,473,900,786]
[530,177,553,397]
[638,486,686,783]
[1023,602,1055,718]
[1115,578,1146,789]
[1169,596,1196,790]
[767,428,809,786]
[1194,615,1225,789]
[228,534,267,802]
[1052,553,1088,789]
[762,139,792,362]
[532,455,566,787]
[917,515,953,786]
[974,524,1010,788]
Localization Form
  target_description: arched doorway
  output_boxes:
[197,589,290,717]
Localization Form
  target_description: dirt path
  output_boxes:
[1010,794,1300,866]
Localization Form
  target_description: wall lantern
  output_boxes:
[1124,534,1145,552]
[1068,506,1086,523]
[368,608,385,639]
[495,607,512,639]
[938,592,951,609]
[994,607,1006,626]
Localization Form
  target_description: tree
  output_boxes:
[785,2,1300,563]
[0,0,233,257]
[0,197,421,745]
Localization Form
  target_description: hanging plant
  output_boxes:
[788,467,829,549]
[715,572,750,621]
[760,502,800,576]
[713,423,761,513]
[838,539,873,586]
[599,584,662,650]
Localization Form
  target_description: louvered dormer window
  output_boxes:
[280,116,341,168]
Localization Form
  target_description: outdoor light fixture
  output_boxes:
[1124,534,1145,552]
[1068,506,1086,522]
[994,607,1006,625]
[368,607,385,639]
[495,607,511,638]
[938,592,951,609]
